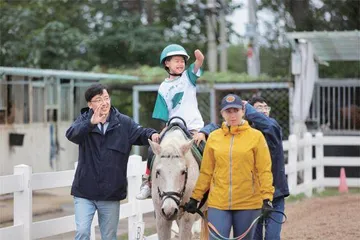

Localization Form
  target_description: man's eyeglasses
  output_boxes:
[255,106,271,111]
[91,97,111,104]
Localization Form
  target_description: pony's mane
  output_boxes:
[159,127,190,155]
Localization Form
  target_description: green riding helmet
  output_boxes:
[159,44,190,65]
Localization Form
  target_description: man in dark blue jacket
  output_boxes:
[66,84,160,240]
[194,96,289,240]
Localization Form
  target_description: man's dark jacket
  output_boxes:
[201,104,289,199]
[66,107,157,201]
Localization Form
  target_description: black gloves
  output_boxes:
[183,198,199,214]
[261,199,273,219]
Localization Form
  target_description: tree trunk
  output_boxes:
[145,0,154,24]
[285,0,313,31]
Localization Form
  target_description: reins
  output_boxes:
[180,206,287,240]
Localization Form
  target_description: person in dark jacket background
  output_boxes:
[66,84,160,240]
[194,96,289,240]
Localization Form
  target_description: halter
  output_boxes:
[157,166,188,207]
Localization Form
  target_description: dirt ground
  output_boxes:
[281,194,360,240]
[1,188,360,240]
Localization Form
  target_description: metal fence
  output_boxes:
[132,82,292,155]
[133,82,292,134]
[308,79,360,135]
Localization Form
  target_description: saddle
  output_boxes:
[149,118,205,172]
[163,120,205,166]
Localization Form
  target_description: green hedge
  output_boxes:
[94,65,288,84]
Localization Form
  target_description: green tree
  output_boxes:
[0,0,92,69]
[257,0,359,77]
[1,0,240,70]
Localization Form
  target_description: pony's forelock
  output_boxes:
[155,128,191,163]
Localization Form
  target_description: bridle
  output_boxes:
[156,164,188,208]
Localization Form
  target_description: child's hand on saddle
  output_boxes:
[193,132,206,146]
[151,133,160,143]
[194,49,204,62]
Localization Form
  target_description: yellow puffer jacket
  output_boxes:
[192,121,274,210]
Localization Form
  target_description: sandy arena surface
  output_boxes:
[281,194,360,240]
[1,188,359,240]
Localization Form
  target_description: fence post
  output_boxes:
[127,155,144,240]
[315,132,325,192]
[14,164,32,240]
[303,132,313,197]
[287,134,298,195]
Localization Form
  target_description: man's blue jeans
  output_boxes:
[254,197,285,240]
[74,197,120,240]
[207,207,261,240]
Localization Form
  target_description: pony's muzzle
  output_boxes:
[161,207,179,220]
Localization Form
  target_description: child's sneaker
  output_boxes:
[136,180,151,200]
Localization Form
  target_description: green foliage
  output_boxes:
[258,0,359,32]
[1,0,357,79]
[319,61,360,78]
[227,44,247,73]
[98,64,286,84]
[1,0,238,71]
[0,0,92,69]
[90,16,166,67]
[257,0,360,78]
[227,44,292,77]
[109,90,133,116]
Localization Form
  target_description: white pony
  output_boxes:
[148,127,205,240]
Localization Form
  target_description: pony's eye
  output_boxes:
[156,170,160,178]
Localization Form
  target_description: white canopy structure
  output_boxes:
[286,30,360,136]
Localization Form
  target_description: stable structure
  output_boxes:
[0,67,139,124]
[0,67,139,175]
[286,30,360,136]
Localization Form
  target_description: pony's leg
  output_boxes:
[178,213,197,240]
[156,216,172,240]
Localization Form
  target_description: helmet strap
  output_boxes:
[164,59,187,77]
[165,67,183,77]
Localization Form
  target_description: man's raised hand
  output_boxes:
[91,105,107,125]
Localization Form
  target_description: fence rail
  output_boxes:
[1,133,359,239]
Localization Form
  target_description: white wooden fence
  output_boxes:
[284,132,360,197]
[0,132,359,239]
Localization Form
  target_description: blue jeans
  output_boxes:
[208,207,261,240]
[74,197,120,240]
[254,197,285,240]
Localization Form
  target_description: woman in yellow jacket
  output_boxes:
[184,94,275,240]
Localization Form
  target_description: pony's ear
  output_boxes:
[148,139,162,155]
[180,139,193,155]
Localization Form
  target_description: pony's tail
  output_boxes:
[200,210,209,240]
